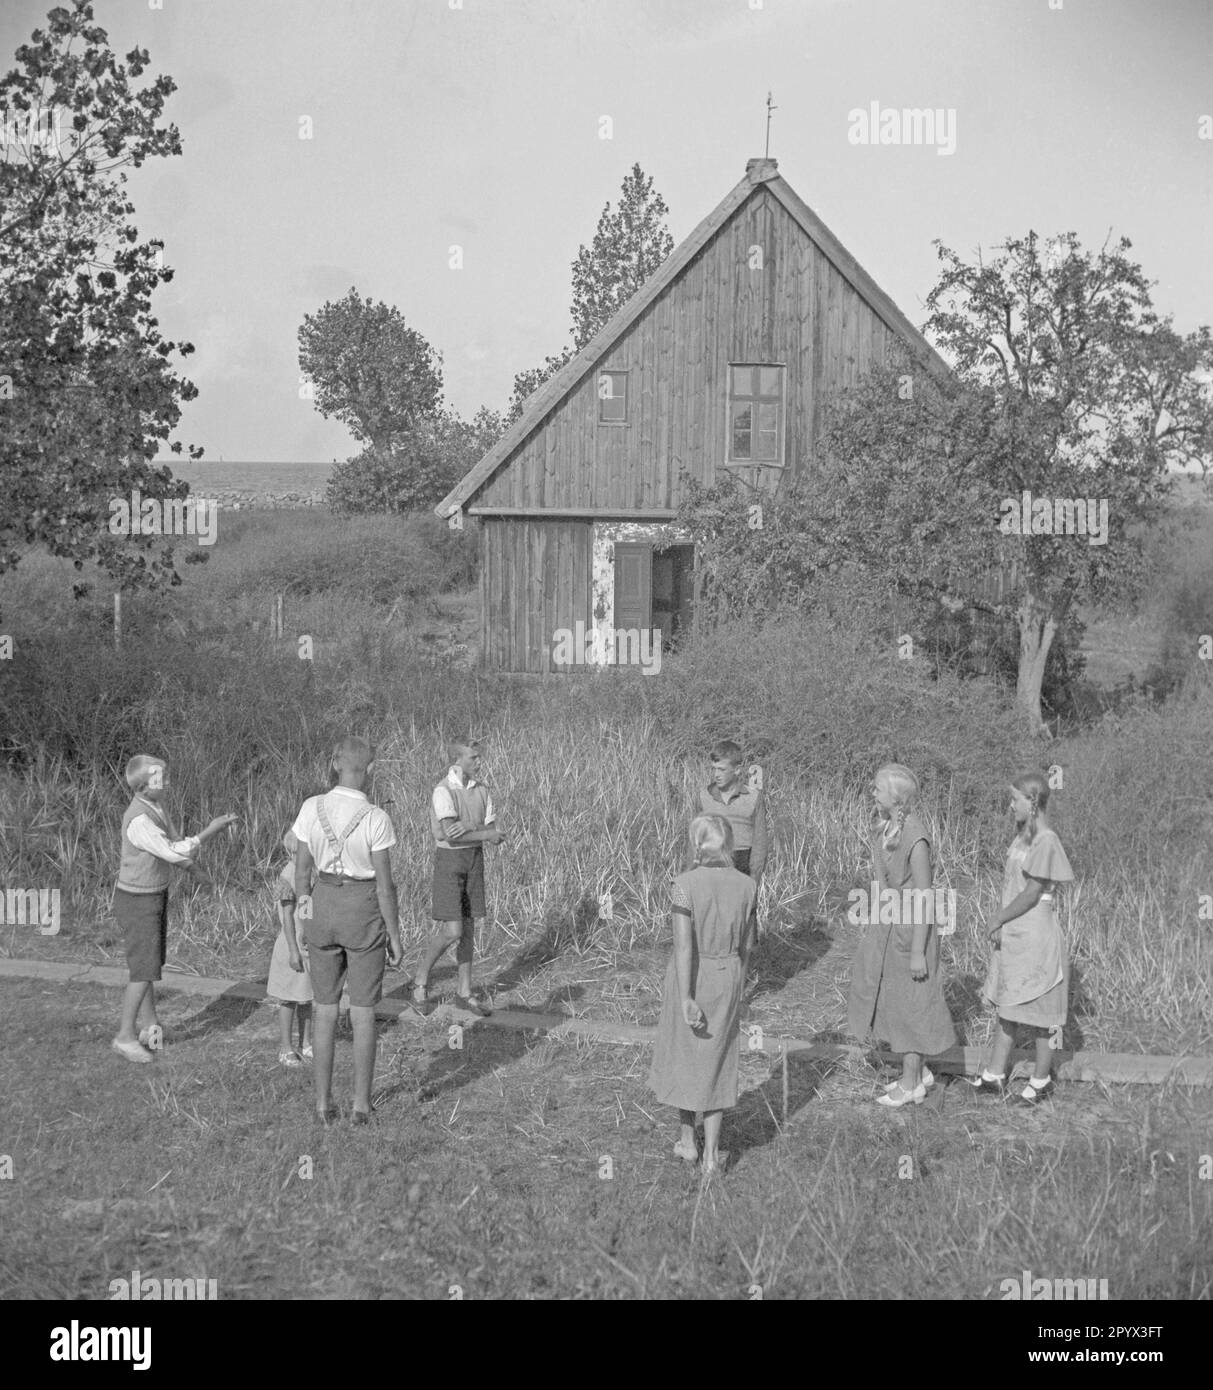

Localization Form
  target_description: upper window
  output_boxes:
[728,364,785,463]
[597,369,628,424]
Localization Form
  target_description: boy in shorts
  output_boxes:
[411,738,505,1017]
[112,754,238,1063]
[292,736,402,1124]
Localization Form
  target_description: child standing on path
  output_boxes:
[971,772,1074,1105]
[411,738,505,1018]
[292,737,403,1124]
[649,814,757,1175]
[847,764,956,1107]
[111,755,238,1063]
[265,830,313,1066]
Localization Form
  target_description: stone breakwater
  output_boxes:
[201,486,328,511]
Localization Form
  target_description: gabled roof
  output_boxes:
[436,158,953,518]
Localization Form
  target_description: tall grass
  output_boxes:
[1,510,1209,1053]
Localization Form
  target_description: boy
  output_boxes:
[292,736,402,1125]
[699,741,769,883]
[112,755,238,1063]
[411,738,505,1018]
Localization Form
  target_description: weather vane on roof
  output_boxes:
[765,91,777,158]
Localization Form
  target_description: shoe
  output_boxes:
[887,1066,935,1092]
[411,988,436,1017]
[1016,1076,1055,1105]
[138,1024,164,1052]
[351,1109,373,1127]
[967,1071,1006,1096]
[278,1050,303,1067]
[301,1045,313,1061]
[314,1106,339,1127]
[673,1139,699,1164]
[453,993,491,1017]
[112,1038,154,1065]
[877,1082,926,1108]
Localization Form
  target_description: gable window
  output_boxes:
[597,369,628,424]
[728,364,785,463]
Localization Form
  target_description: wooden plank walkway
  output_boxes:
[2,956,1210,1086]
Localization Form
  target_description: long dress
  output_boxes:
[983,828,1073,1027]
[847,813,957,1056]
[266,864,313,1005]
[648,864,757,1112]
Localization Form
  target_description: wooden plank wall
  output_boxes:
[480,518,592,673]
[479,189,897,512]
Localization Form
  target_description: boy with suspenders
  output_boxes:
[292,737,403,1124]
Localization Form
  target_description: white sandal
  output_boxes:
[112,1038,153,1064]
[138,1024,164,1052]
[278,1050,303,1067]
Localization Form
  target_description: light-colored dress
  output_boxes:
[983,828,1073,1027]
[847,814,957,1056]
[648,865,757,1112]
[266,864,312,1006]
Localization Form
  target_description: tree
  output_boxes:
[298,289,443,453]
[0,0,199,598]
[921,232,1212,730]
[506,163,673,423]
[327,405,503,514]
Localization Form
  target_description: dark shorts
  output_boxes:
[115,888,168,982]
[432,846,485,921]
[732,848,752,876]
[304,880,386,1007]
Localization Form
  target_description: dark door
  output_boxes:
[613,543,652,633]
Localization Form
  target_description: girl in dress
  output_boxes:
[266,830,313,1065]
[649,814,757,1175]
[970,772,1074,1104]
[848,764,957,1107]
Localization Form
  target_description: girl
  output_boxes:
[266,830,313,1065]
[970,772,1074,1104]
[648,814,757,1175]
[848,764,957,1107]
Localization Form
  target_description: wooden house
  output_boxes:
[436,156,952,673]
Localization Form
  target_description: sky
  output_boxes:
[3,0,1211,464]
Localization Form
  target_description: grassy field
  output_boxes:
[2,978,1209,1300]
[1,494,1211,1298]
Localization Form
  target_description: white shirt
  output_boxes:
[291,786,395,878]
[126,812,199,864]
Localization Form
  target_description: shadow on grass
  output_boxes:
[169,987,265,1042]
[725,1053,841,1166]
[746,893,834,1006]
[485,889,601,997]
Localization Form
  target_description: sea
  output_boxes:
[161,460,334,499]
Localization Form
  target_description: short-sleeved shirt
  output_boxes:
[1002,827,1073,907]
[291,786,395,879]
[430,767,495,849]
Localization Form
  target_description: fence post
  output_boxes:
[113,592,122,649]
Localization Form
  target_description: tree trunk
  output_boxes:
[1015,588,1064,736]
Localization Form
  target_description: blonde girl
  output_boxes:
[970,772,1074,1104]
[848,764,957,1106]
[648,814,757,1175]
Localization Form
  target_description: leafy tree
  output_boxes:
[678,234,1213,733]
[506,163,673,423]
[298,289,443,453]
[0,0,199,599]
[327,405,502,514]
